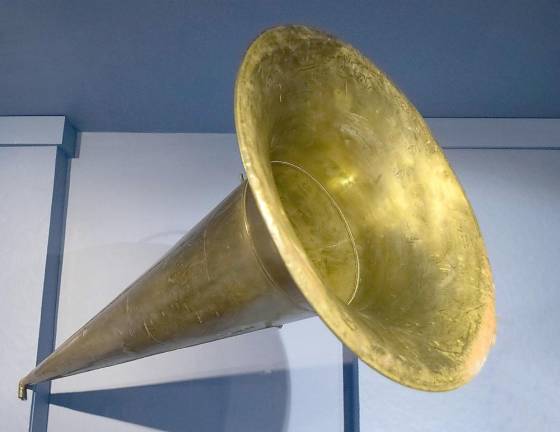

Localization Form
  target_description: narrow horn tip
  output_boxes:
[18,382,28,401]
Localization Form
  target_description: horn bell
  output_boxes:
[235,25,495,391]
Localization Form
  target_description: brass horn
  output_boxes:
[19,25,495,400]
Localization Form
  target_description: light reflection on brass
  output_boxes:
[19,25,495,400]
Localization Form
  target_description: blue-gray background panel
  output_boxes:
[1,0,558,132]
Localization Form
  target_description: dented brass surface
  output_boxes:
[19,25,495,399]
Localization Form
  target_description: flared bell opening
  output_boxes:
[235,25,495,391]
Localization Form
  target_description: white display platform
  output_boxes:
[0,146,57,432]
[1,116,77,432]
[3,118,559,431]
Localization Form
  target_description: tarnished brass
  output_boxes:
[19,25,495,400]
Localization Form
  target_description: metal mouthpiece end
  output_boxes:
[18,383,28,401]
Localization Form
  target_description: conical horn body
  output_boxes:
[20,25,495,399]
[19,183,312,399]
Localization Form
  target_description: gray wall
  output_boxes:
[2,1,559,131]
[0,146,57,431]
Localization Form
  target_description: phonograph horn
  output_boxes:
[19,25,495,400]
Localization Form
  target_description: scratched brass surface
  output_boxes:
[18,183,313,399]
[19,25,495,399]
[235,26,495,391]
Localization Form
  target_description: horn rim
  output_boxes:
[234,25,495,391]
